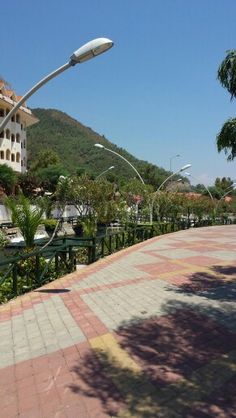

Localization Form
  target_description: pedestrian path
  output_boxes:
[1,225,236,417]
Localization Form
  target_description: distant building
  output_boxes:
[0,80,38,173]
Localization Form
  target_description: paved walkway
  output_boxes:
[1,225,236,418]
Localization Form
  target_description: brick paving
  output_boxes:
[1,225,236,417]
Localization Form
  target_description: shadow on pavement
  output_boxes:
[169,264,236,302]
[68,303,236,417]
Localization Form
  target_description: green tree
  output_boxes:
[30,149,61,172]
[5,194,44,248]
[218,50,236,99]
[216,118,236,161]
[217,50,236,160]
[37,164,69,192]
[215,176,233,191]
[18,172,40,197]
[0,164,17,195]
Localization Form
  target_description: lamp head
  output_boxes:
[109,166,115,170]
[180,164,191,172]
[70,38,114,65]
[185,172,191,176]
[94,143,104,149]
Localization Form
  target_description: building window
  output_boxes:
[6,108,10,115]
[0,151,4,159]
[11,134,15,143]
[0,109,4,117]
[21,160,23,167]
[11,115,15,122]
[23,140,26,148]
[23,157,26,167]
[0,131,4,139]
[16,113,20,123]
[6,149,10,160]
[11,153,15,162]
[16,133,20,143]
[6,129,10,139]
[16,152,20,163]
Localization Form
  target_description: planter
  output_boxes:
[45,226,58,238]
[72,224,83,237]
[97,223,107,235]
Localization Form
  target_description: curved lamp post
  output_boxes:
[184,172,214,202]
[95,165,115,180]
[94,143,145,184]
[149,163,191,224]
[216,186,236,211]
[0,38,114,133]
[157,164,192,192]
[170,154,180,172]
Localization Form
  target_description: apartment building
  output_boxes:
[0,80,38,173]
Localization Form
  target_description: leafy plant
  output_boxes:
[5,194,44,248]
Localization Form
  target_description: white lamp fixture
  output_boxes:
[0,38,114,133]
[70,38,114,64]
[180,164,191,172]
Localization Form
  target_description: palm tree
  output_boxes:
[217,50,236,160]
[5,194,44,248]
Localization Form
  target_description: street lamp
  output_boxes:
[157,164,192,191]
[184,172,214,202]
[170,154,180,172]
[0,38,114,133]
[94,143,145,184]
[95,165,115,180]
[216,185,236,211]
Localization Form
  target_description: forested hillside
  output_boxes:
[27,108,172,186]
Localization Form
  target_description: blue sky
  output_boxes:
[1,0,236,185]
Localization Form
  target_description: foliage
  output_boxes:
[217,50,236,100]
[5,194,44,248]
[215,176,233,191]
[36,164,69,192]
[216,118,236,161]
[42,219,58,229]
[0,164,17,195]
[0,230,9,249]
[80,216,97,237]
[29,148,61,172]
[37,195,55,219]
[18,172,40,197]
[217,50,236,160]
[27,108,171,183]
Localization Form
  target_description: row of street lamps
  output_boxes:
[1,37,234,211]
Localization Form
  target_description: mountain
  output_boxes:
[26,108,171,185]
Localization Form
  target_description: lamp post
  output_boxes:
[95,143,147,223]
[157,164,192,192]
[149,164,191,224]
[95,165,114,180]
[184,172,214,202]
[216,186,236,211]
[94,144,145,184]
[170,154,180,172]
[0,38,114,133]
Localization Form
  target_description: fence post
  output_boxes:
[12,263,18,296]
[35,254,40,285]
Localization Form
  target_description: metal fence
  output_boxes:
[0,218,235,303]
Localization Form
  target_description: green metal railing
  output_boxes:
[1,218,235,303]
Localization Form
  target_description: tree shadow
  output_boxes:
[169,265,236,302]
[68,302,236,417]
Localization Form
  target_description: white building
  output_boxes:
[0,80,38,173]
